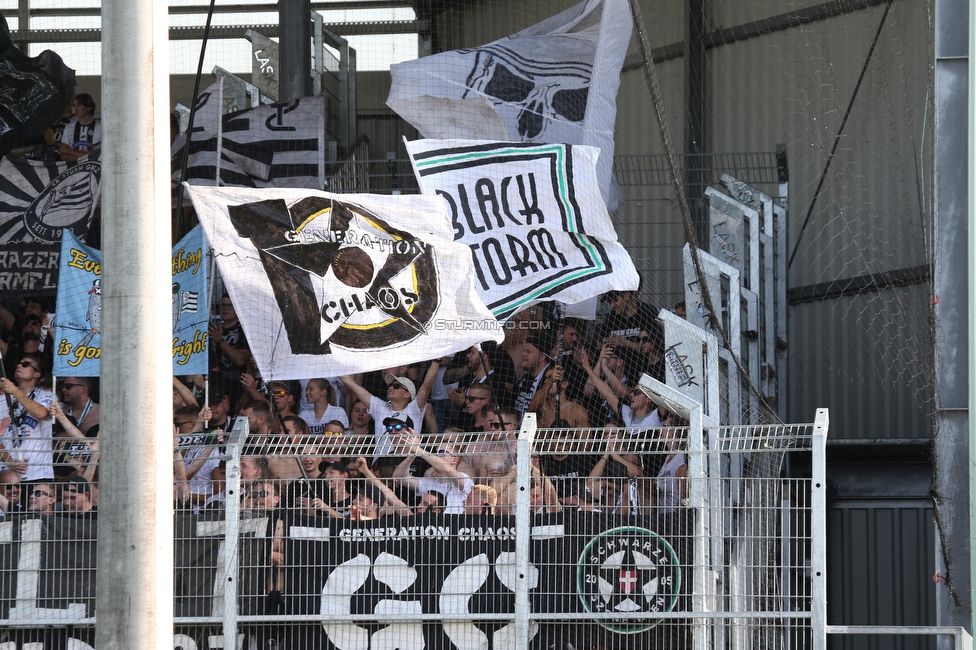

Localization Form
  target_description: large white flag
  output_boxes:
[387,0,631,209]
[187,185,503,378]
[405,139,639,321]
[173,91,325,189]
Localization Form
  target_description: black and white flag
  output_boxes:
[0,150,99,243]
[171,79,224,188]
[173,82,325,190]
[406,140,639,320]
[388,0,631,209]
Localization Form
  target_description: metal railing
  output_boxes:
[0,407,837,649]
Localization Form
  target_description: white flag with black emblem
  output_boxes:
[0,153,100,243]
[387,0,631,209]
[187,185,503,378]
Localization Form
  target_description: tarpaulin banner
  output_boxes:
[171,225,209,374]
[406,140,639,321]
[188,185,503,378]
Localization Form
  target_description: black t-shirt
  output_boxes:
[598,303,661,380]
[540,454,598,500]
[513,364,548,417]
[211,321,249,375]
[597,303,659,342]
[280,475,329,512]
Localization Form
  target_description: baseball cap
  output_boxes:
[384,374,417,399]
[64,475,91,494]
[320,460,350,475]
[382,415,414,430]
[524,335,553,359]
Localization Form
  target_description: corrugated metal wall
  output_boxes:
[828,502,936,650]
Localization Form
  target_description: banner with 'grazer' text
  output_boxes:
[406,140,640,321]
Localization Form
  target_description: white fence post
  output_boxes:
[515,412,537,650]
[811,409,830,650]
[221,417,248,649]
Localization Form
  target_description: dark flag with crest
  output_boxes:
[0,150,99,296]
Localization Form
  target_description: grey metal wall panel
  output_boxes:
[827,503,936,650]
[788,283,933,439]
[707,3,932,285]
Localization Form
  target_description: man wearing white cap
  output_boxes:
[580,349,664,431]
[341,359,441,457]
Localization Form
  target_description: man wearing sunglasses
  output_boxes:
[341,360,441,457]
[0,355,54,481]
[62,475,94,513]
[0,313,52,378]
[267,381,298,423]
[381,416,429,479]
[60,377,99,436]
[0,469,24,516]
[27,482,55,514]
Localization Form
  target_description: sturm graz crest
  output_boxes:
[577,526,681,633]
[0,156,100,243]
[227,196,439,354]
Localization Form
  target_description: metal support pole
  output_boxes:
[514,413,537,650]
[810,409,830,650]
[95,0,172,646]
[222,418,247,648]
[279,0,311,100]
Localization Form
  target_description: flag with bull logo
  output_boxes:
[387,0,631,209]
[53,226,211,376]
[53,230,101,376]
[405,139,639,321]
[172,225,209,374]
[187,185,503,378]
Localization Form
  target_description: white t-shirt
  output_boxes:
[368,395,427,456]
[416,473,474,514]
[0,387,55,481]
[183,443,220,496]
[298,378,345,412]
[621,404,663,433]
[299,405,350,435]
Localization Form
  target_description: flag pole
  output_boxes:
[0,348,24,456]
[203,247,217,428]
[173,0,218,230]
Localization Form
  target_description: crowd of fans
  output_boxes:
[0,281,689,521]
